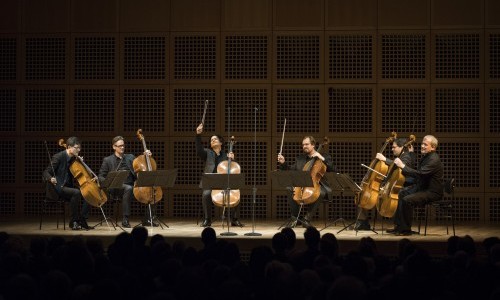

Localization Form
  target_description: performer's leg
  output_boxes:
[121,184,133,227]
[60,187,82,229]
[201,189,212,226]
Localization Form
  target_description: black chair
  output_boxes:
[419,178,456,236]
[39,179,66,230]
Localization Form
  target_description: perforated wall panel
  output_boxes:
[24,89,66,132]
[74,89,115,132]
[0,141,16,184]
[224,35,268,80]
[0,38,16,81]
[439,142,481,189]
[453,195,482,222]
[276,35,320,80]
[123,88,166,132]
[434,87,481,134]
[0,88,17,131]
[172,88,216,133]
[488,196,500,222]
[237,192,268,219]
[434,33,480,80]
[328,86,373,133]
[172,140,205,187]
[489,87,500,134]
[174,35,216,80]
[172,191,203,218]
[489,143,500,188]
[74,37,115,80]
[489,33,500,80]
[329,34,373,80]
[223,87,269,133]
[24,140,62,184]
[25,37,66,80]
[226,140,268,187]
[275,87,321,134]
[123,36,166,80]
[24,192,44,216]
[0,192,16,215]
[380,87,427,133]
[380,33,427,80]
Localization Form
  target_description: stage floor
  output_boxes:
[1,217,498,257]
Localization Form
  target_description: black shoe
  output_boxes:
[70,221,81,230]
[386,227,399,234]
[201,219,212,227]
[231,219,244,227]
[122,219,131,228]
[354,220,371,231]
[396,230,413,236]
[80,219,93,230]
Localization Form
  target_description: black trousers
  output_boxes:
[59,186,89,223]
[394,185,442,232]
[109,184,132,217]
[287,186,325,219]
[202,189,240,220]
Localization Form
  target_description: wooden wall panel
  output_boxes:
[22,0,70,33]
[222,0,272,31]
[486,0,500,28]
[0,0,20,33]
[326,0,377,30]
[431,0,484,29]
[171,0,221,31]
[274,0,324,30]
[119,0,170,32]
[378,0,430,29]
[71,0,118,32]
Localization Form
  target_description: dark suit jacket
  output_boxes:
[196,135,229,188]
[43,150,75,193]
[402,151,444,196]
[98,153,136,185]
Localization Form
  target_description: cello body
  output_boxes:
[293,137,329,205]
[358,133,397,209]
[211,137,241,208]
[133,129,163,204]
[377,135,416,217]
[70,157,108,207]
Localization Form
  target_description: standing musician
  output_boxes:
[391,135,444,235]
[196,123,244,228]
[355,137,417,231]
[277,136,335,228]
[42,136,91,230]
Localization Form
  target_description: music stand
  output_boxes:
[271,170,314,229]
[201,173,245,236]
[94,170,130,231]
[135,169,177,229]
[319,172,348,231]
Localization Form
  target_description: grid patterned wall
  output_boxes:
[0,0,498,224]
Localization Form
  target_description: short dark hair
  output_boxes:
[394,138,407,148]
[112,136,124,145]
[66,137,81,147]
[211,134,224,144]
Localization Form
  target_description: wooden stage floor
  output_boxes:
[1,217,498,257]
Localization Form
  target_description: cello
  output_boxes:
[211,136,241,207]
[59,139,107,207]
[358,132,397,209]
[377,135,416,217]
[133,129,163,204]
[293,137,330,205]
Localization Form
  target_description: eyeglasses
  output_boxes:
[72,146,81,150]
[114,144,125,148]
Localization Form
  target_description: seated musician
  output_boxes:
[355,137,416,231]
[98,136,152,228]
[277,136,335,228]
[392,135,444,236]
[196,123,243,228]
[42,136,91,230]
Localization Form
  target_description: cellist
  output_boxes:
[42,136,91,230]
[98,136,153,228]
[277,136,336,228]
[355,137,417,231]
[196,123,244,228]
